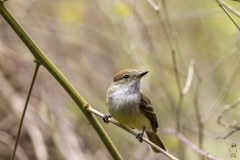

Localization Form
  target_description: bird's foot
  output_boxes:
[136,126,146,143]
[136,132,144,143]
[103,114,112,123]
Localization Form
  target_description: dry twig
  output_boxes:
[216,0,240,18]
[217,98,240,139]
[182,59,195,95]
[163,128,222,160]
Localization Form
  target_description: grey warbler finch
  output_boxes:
[103,69,167,153]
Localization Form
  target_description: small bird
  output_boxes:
[103,69,167,153]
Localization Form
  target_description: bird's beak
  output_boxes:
[136,71,149,78]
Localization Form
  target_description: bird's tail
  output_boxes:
[145,131,167,153]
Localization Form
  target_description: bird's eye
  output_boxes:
[123,75,129,79]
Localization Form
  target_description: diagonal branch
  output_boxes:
[163,128,223,160]
[216,0,240,30]
[12,62,40,160]
[87,106,179,160]
[216,0,240,18]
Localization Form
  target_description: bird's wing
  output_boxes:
[138,93,159,132]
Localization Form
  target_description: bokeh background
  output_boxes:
[0,0,240,160]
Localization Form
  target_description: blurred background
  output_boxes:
[0,0,240,159]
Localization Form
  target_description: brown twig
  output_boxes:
[156,1,184,134]
[217,98,240,139]
[0,66,48,160]
[155,1,185,158]
[12,62,40,160]
[163,128,223,160]
[127,0,176,112]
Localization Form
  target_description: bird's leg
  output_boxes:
[103,114,112,123]
[136,126,146,143]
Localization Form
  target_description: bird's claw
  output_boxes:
[136,133,144,143]
[103,114,112,123]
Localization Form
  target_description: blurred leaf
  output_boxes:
[116,3,131,18]
[164,135,179,150]
[55,2,85,22]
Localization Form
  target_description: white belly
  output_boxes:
[107,93,152,131]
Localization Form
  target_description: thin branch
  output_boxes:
[217,98,240,139]
[195,48,239,148]
[156,2,184,132]
[193,80,204,151]
[155,1,183,92]
[216,0,240,18]
[147,0,160,11]
[162,0,187,72]
[163,128,223,160]
[0,70,49,160]
[12,62,40,160]
[182,59,195,95]
[154,2,183,94]
[155,2,185,157]
[218,97,240,127]
[156,12,175,58]
[218,128,240,139]
[172,46,183,132]
[172,47,182,95]
[202,57,240,124]
[217,0,240,30]
[87,106,179,160]
[127,0,176,112]
[201,47,239,80]
[131,0,140,69]
[155,1,176,66]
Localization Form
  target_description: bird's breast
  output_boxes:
[106,91,151,131]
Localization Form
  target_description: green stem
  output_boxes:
[193,80,204,160]
[162,0,187,72]
[0,3,122,160]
